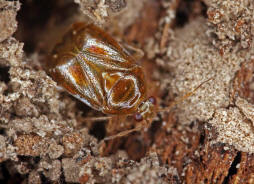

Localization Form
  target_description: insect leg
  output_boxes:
[103,124,143,141]
[121,42,144,60]
[102,118,152,141]
[83,116,112,122]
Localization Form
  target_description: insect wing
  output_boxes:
[76,24,146,114]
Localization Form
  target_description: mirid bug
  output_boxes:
[46,22,212,140]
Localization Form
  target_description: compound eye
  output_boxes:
[148,96,156,105]
[134,113,143,122]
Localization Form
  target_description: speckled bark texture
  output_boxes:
[1,0,254,183]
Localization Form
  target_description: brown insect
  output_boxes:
[46,22,211,140]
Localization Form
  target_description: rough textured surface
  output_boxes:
[1,0,254,183]
[161,17,245,124]
[229,152,254,183]
[209,107,254,153]
[14,134,49,156]
[78,151,178,184]
[0,1,20,42]
[205,0,254,51]
[74,0,127,24]
[157,17,254,154]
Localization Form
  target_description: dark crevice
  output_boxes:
[59,162,67,184]
[73,96,94,116]
[17,155,40,170]
[40,172,52,184]
[172,174,181,184]
[89,121,106,141]
[200,2,208,18]
[175,10,189,27]
[222,152,241,184]
[0,129,5,135]
[15,0,78,54]
[0,162,9,183]
[175,0,207,28]
[189,121,195,129]
[0,66,10,83]
[199,131,205,146]
[149,116,162,143]
[0,161,23,183]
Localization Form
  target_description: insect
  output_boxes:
[46,22,211,140]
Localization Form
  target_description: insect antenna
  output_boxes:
[157,77,214,113]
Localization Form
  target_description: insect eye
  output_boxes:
[134,113,143,122]
[148,96,156,105]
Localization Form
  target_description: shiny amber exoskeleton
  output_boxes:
[46,22,153,118]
